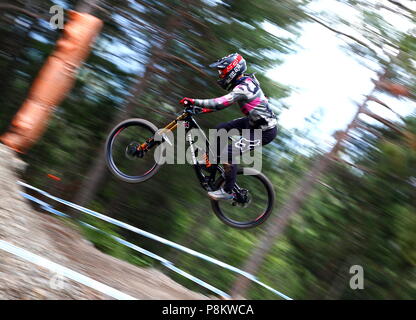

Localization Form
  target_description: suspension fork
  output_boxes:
[139,113,188,151]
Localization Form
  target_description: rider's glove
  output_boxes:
[179,97,195,105]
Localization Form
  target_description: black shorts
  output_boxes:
[215,117,277,164]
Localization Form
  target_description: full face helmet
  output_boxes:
[209,53,247,90]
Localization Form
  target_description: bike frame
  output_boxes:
[140,110,237,192]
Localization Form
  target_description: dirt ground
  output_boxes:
[0,142,211,300]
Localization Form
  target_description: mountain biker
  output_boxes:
[180,53,278,201]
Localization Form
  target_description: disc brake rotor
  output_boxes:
[232,189,252,208]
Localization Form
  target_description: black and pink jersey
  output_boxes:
[194,75,277,130]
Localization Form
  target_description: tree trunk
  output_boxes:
[229,16,404,299]
[229,154,335,298]
[0,18,36,114]
[228,64,409,297]
[229,90,378,298]
[324,255,355,300]
[0,7,103,152]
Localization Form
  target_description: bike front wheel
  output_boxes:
[211,167,275,229]
[105,118,164,183]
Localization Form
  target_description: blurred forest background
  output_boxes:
[0,0,415,299]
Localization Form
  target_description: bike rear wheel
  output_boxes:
[211,167,275,229]
[105,118,163,183]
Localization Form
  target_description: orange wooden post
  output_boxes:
[0,10,103,153]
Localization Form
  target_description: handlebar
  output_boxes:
[184,105,198,115]
[181,101,213,115]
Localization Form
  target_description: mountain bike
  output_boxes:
[105,106,275,229]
